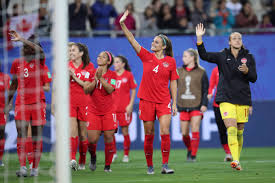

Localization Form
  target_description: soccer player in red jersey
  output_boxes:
[68,43,94,171]
[25,64,52,170]
[177,48,209,162]
[0,70,10,167]
[208,66,232,161]
[51,42,75,116]
[6,31,49,177]
[120,10,179,174]
[112,56,137,163]
[84,51,117,172]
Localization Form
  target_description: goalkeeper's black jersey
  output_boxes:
[197,43,257,106]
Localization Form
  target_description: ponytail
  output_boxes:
[158,34,173,57]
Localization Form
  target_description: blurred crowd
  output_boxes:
[1,0,275,36]
[68,0,275,35]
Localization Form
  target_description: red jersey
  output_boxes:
[69,61,94,106]
[87,69,116,115]
[0,72,10,110]
[208,66,219,107]
[137,47,179,104]
[10,58,50,105]
[113,70,137,112]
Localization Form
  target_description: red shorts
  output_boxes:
[87,112,117,131]
[116,112,132,127]
[139,99,171,121]
[70,104,88,121]
[0,113,6,125]
[180,110,203,121]
[14,103,46,126]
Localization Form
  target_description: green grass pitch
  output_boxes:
[1,147,275,183]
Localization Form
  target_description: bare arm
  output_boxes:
[43,83,50,92]
[71,73,85,87]
[9,30,45,60]
[120,10,141,54]
[7,76,18,105]
[170,80,178,116]
[126,88,136,114]
[99,78,115,94]
[83,80,97,94]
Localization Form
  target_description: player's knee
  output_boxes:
[160,128,169,135]
[144,128,154,135]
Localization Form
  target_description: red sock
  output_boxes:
[26,137,33,165]
[105,142,114,166]
[222,144,231,154]
[123,135,130,156]
[32,140,43,169]
[161,134,170,164]
[191,132,200,156]
[182,135,191,151]
[79,140,88,165]
[70,137,78,160]
[17,138,26,167]
[88,143,97,157]
[0,139,5,160]
[144,135,154,167]
[113,135,117,154]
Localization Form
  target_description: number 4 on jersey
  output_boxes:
[153,65,159,73]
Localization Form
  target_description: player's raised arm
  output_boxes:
[195,23,220,63]
[9,30,45,60]
[120,10,141,54]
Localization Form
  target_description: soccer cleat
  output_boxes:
[230,160,240,169]
[186,151,192,161]
[161,163,174,174]
[78,164,86,170]
[112,154,117,163]
[236,164,243,171]
[122,155,129,163]
[30,168,39,177]
[16,166,28,177]
[89,156,96,171]
[104,165,112,172]
[191,155,197,162]
[147,166,154,175]
[0,160,4,167]
[224,154,233,162]
[70,160,78,171]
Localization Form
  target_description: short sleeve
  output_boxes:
[128,72,137,89]
[43,65,52,83]
[10,60,18,75]
[109,71,117,88]
[137,47,152,63]
[170,59,179,81]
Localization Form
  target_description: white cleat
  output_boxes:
[112,154,117,163]
[224,154,233,162]
[161,164,174,174]
[30,168,39,177]
[147,166,154,175]
[122,155,129,163]
[70,160,78,171]
[16,166,28,177]
[0,160,4,167]
[78,164,86,170]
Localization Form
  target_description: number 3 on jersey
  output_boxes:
[24,68,29,77]
[152,65,159,73]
